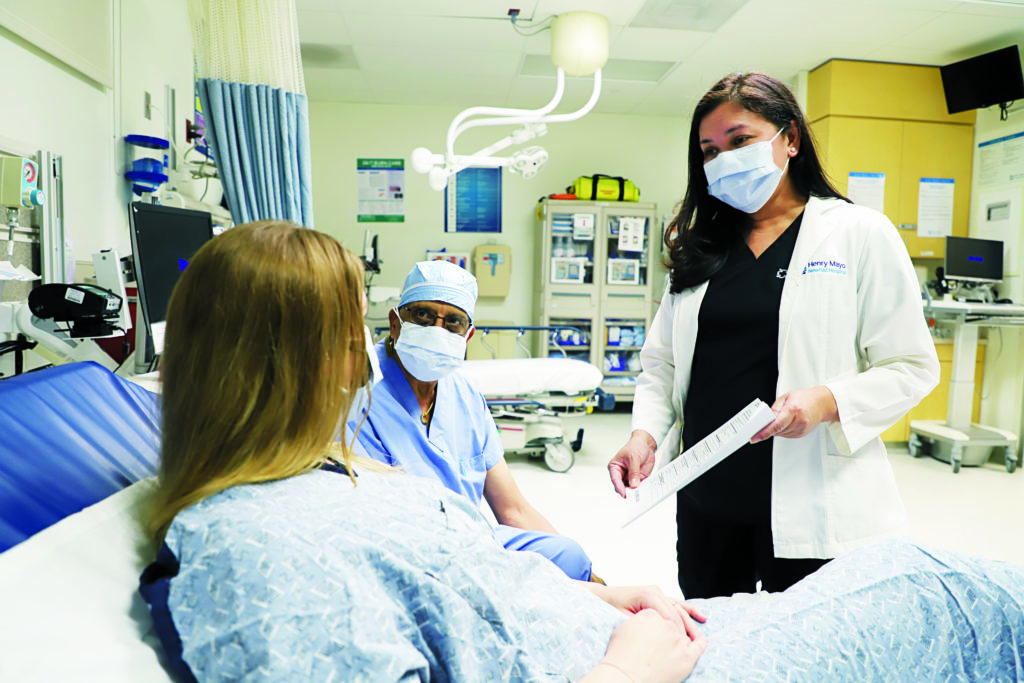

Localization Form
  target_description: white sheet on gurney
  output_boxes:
[458,358,602,396]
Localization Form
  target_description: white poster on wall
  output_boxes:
[917,177,954,238]
[847,172,885,213]
[977,131,1024,189]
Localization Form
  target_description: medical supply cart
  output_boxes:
[909,299,1024,473]
[534,198,658,402]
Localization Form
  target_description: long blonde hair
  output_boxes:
[146,221,368,542]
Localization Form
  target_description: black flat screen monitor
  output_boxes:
[940,45,1024,115]
[128,202,214,369]
[944,236,1003,284]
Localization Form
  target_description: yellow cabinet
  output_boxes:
[812,117,973,259]
[810,116,903,220]
[808,60,975,259]
[807,59,975,125]
[881,342,985,442]
[897,122,974,259]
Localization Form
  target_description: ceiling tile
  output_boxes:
[298,0,1024,115]
[534,0,651,26]
[296,9,352,45]
[892,11,1024,60]
[355,46,520,78]
[343,13,527,52]
[610,26,710,62]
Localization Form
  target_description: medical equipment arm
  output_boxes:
[824,224,941,454]
[0,251,129,371]
[413,12,609,190]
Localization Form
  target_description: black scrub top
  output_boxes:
[681,212,803,522]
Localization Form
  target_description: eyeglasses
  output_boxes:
[402,305,472,335]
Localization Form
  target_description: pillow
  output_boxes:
[0,478,174,682]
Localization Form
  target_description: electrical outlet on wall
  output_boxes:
[144,91,152,120]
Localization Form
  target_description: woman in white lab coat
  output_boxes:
[608,72,940,599]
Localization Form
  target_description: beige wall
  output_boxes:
[970,84,1024,438]
[0,0,193,261]
[308,100,688,329]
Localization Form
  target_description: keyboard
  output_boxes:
[925,300,1024,316]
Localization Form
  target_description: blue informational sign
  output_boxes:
[444,167,502,233]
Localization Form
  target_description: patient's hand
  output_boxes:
[584,610,707,683]
[608,430,657,497]
[589,584,706,628]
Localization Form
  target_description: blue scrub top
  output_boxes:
[351,341,503,506]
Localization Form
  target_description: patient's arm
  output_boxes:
[482,458,559,534]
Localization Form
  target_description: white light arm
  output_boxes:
[446,69,566,160]
[414,11,608,191]
[451,70,601,139]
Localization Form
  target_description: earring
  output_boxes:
[789,147,797,155]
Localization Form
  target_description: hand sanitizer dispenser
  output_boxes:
[473,244,511,298]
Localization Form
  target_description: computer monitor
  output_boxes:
[943,236,1004,284]
[128,202,214,372]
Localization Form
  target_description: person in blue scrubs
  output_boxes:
[352,260,599,582]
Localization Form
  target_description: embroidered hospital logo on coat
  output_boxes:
[802,259,847,275]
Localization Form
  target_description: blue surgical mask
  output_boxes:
[704,127,788,214]
[393,309,468,381]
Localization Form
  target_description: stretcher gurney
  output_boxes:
[457,357,605,472]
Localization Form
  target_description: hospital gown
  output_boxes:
[140,467,1024,682]
[141,468,622,681]
[351,341,592,580]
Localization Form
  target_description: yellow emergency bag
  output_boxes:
[568,174,640,202]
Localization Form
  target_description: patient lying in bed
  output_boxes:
[143,463,1024,681]
[137,220,1024,682]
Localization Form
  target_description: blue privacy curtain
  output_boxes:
[188,0,312,227]
[196,79,314,227]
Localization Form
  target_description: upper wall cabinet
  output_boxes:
[807,60,975,125]
[808,60,976,259]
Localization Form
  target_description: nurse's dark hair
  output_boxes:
[666,72,848,293]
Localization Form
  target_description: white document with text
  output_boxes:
[623,399,776,527]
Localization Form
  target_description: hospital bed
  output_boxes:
[2,362,1024,682]
[458,325,611,473]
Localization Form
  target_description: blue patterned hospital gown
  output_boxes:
[145,468,623,681]
[141,467,1024,682]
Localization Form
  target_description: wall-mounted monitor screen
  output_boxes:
[940,45,1024,115]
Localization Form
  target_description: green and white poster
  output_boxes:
[357,158,404,222]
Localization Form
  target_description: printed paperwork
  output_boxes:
[623,399,776,527]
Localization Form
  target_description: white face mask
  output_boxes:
[704,127,788,214]
[392,308,468,381]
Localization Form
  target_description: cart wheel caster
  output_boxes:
[1006,448,1018,474]
[951,457,961,474]
[908,434,922,458]
[544,442,574,473]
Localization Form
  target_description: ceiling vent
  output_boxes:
[629,0,749,32]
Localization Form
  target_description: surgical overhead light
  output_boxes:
[412,11,609,191]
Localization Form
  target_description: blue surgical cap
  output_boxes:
[398,260,477,320]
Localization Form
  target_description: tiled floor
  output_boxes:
[505,408,1024,597]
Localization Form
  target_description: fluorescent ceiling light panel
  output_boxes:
[630,0,749,32]
[519,54,676,82]
[300,43,359,69]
